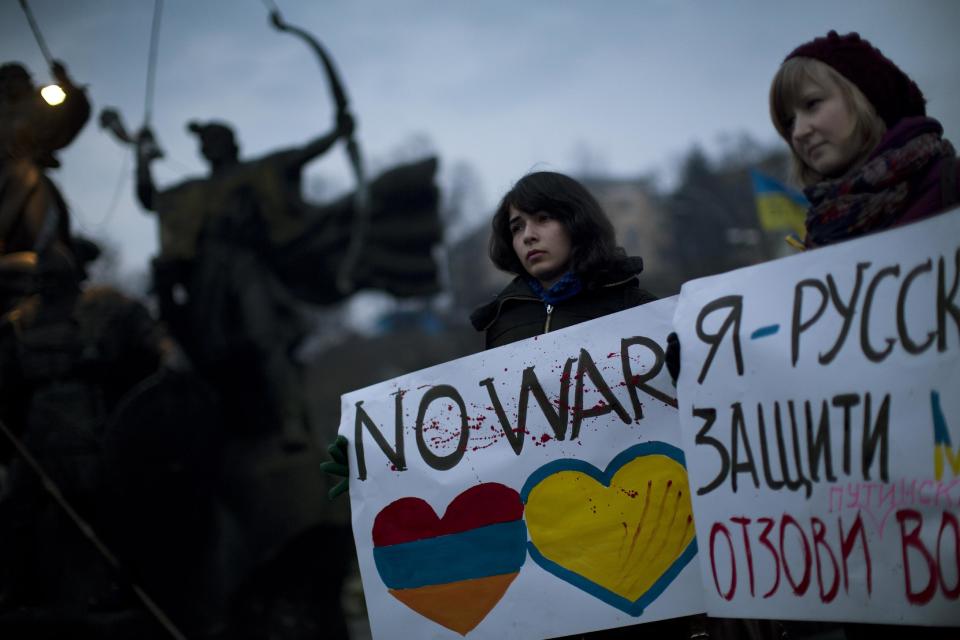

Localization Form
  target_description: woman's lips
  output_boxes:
[806,141,826,157]
[526,250,545,262]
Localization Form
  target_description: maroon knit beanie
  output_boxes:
[785,31,926,128]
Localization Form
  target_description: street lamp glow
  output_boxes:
[41,84,66,106]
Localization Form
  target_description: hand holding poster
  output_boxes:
[338,298,705,639]
[674,208,960,626]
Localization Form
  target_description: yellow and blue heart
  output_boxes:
[372,482,526,635]
[521,442,697,616]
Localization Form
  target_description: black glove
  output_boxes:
[665,332,681,386]
[319,435,349,500]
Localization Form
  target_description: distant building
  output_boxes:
[578,176,678,296]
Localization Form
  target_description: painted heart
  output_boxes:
[521,442,697,616]
[372,482,526,635]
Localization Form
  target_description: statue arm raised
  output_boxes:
[135,127,161,211]
[288,111,354,170]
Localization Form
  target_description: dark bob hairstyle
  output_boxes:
[489,171,626,281]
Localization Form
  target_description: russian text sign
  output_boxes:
[675,209,960,625]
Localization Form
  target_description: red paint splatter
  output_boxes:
[539,434,552,444]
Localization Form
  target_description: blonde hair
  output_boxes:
[769,57,887,187]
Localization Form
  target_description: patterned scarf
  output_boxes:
[804,132,955,248]
[526,271,582,305]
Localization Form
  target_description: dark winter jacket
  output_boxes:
[469,262,737,640]
[470,257,657,350]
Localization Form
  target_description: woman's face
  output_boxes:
[788,77,860,178]
[509,206,572,288]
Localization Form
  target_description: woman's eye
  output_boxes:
[804,97,821,110]
[510,224,522,234]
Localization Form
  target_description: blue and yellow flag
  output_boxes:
[749,169,808,241]
[932,390,960,481]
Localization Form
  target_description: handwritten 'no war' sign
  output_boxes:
[338,298,705,640]
[675,208,960,626]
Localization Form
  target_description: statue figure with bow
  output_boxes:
[120,5,440,433]
[99,9,443,635]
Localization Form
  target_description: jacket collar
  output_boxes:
[469,256,644,331]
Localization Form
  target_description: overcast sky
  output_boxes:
[3,0,959,276]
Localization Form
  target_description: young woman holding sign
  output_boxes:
[663,32,959,640]
[470,171,657,348]
[471,172,747,640]
[761,31,960,640]
[769,31,960,248]
[327,173,700,638]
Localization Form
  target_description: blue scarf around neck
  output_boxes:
[525,272,583,305]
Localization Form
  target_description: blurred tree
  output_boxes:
[665,139,791,285]
[441,159,485,242]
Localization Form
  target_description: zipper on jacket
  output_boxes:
[479,295,540,332]
[544,304,554,333]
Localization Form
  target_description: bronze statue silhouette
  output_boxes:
[126,97,441,447]
[0,61,89,260]
[94,13,444,634]
[134,115,341,447]
[122,97,441,640]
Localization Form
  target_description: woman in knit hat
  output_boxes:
[763,30,959,640]
[769,30,959,248]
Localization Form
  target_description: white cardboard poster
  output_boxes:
[674,208,960,626]
[338,297,705,639]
